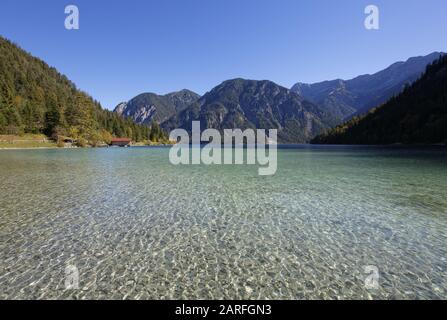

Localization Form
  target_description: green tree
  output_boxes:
[44,104,61,137]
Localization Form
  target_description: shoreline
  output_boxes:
[0,143,173,150]
[2,143,446,151]
[0,147,58,150]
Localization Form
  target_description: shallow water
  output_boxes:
[0,146,446,299]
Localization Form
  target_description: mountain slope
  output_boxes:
[163,79,338,143]
[0,36,150,142]
[114,89,200,125]
[312,56,447,145]
[292,52,445,120]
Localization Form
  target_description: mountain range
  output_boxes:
[312,55,447,145]
[162,79,338,143]
[2,33,443,145]
[291,52,445,120]
[115,89,200,125]
[116,52,444,143]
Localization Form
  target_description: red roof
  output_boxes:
[111,138,132,142]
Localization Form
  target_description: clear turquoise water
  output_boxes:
[0,146,446,299]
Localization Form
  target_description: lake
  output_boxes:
[0,146,446,299]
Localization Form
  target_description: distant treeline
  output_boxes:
[312,55,447,145]
[0,36,166,144]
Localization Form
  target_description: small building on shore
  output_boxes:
[58,136,76,148]
[110,138,132,147]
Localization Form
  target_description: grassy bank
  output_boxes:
[0,141,57,149]
[0,134,174,149]
[0,134,57,149]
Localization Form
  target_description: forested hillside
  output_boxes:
[0,36,156,143]
[312,56,447,145]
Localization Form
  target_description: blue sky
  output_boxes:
[1,0,446,109]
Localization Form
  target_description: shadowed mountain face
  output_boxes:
[292,52,445,120]
[114,89,200,125]
[162,79,338,143]
[312,56,447,145]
